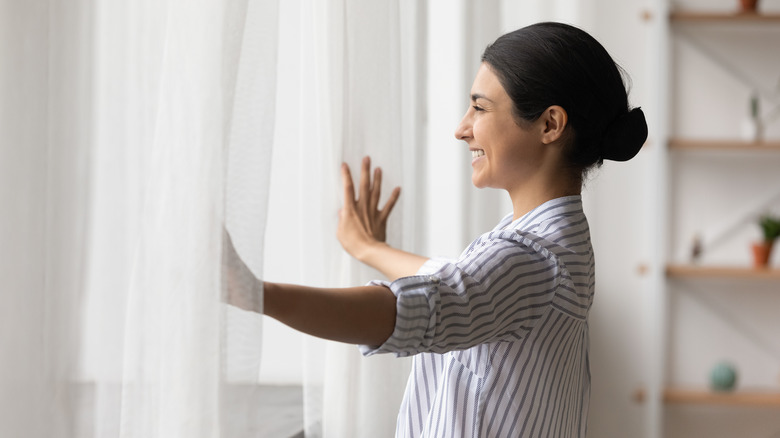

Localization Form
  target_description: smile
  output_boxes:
[471,149,485,158]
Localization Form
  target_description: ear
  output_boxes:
[539,105,568,145]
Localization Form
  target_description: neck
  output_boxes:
[508,175,581,220]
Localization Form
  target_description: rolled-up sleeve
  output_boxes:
[359,274,441,357]
[360,234,561,357]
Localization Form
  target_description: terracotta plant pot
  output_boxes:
[739,0,759,12]
[751,241,773,267]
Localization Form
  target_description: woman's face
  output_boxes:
[454,63,547,192]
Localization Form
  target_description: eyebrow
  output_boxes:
[471,93,493,103]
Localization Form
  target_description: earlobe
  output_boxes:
[541,105,568,145]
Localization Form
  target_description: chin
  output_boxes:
[471,175,488,189]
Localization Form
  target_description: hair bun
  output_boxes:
[601,107,648,162]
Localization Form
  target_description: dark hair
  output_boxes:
[481,22,647,177]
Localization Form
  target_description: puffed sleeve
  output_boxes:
[359,233,562,357]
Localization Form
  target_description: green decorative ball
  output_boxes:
[710,362,737,392]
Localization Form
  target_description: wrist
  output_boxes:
[357,240,389,266]
[262,281,278,317]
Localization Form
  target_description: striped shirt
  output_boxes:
[360,195,593,437]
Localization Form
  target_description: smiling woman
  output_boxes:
[231,21,648,438]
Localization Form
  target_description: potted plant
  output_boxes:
[752,214,780,267]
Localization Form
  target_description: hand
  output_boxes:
[337,156,401,261]
[222,227,262,313]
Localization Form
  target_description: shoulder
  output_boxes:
[462,228,564,264]
[448,230,564,292]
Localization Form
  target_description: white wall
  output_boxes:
[579,2,654,436]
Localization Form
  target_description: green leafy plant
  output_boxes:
[750,93,759,120]
[758,214,780,242]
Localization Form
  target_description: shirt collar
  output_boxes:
[499,195,583,232]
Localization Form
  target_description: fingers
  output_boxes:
[359,156,371,214]
[341,163,356,210]
[344,157,398,221]
[379,186,401,222]
[369,167,382,214]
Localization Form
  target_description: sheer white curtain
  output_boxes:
[313,2,424,436]
[1,0,278,437]
[263,1,426,436]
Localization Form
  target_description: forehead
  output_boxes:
[471,63,508,101]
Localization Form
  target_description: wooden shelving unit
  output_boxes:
[635,387,780,407]
[666,264,780,280]
[645,4,780,437]
[669,139,780,152]
[670,11,780,23]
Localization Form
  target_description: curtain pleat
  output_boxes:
[285,1,425,436]
[1,0,278,436]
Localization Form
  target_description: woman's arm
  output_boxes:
[263,281,396,346]
[338,157,428,280]
[223,229,397,346]
[350,241,429,282]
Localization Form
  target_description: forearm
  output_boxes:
[263,281,396,346]
[357,242,429,281]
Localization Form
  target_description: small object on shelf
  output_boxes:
[710,362,738,391]
[752,214,780,267]
[752,242,774,266]
[740,93,763,143]
[739,0,759,13]
[690,234,703,263]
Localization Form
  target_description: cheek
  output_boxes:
[471,119,493,146]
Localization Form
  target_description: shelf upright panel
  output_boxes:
[646,1,672,437]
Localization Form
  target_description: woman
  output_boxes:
[230,22,647,437]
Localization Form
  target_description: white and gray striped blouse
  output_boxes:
[360,195,593,437]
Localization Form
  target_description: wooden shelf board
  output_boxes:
[666,264,780,279]
[666,388,780,406]
[669,139,780,152]
[671,11,780,22]
[634,387,780,407]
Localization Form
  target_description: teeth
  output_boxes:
[471,150,485,158]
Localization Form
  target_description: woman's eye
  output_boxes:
[472,105,484,112]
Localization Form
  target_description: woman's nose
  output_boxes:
[454,111,472,141]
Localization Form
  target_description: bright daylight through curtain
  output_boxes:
[1,0,278,436]
[261,1,425,436]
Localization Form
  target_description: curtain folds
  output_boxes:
[4,0,429,436]
[276,1,426,436]
[1,0,278,436]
